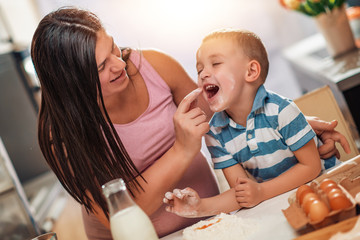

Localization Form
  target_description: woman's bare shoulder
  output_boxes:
[141,48,179,68]
[139,49,196,105]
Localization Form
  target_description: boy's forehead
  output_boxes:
[197,37,238,57]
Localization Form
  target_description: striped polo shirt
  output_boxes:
[205,85,338,182]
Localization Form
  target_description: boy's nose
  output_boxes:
[200,69,210,80]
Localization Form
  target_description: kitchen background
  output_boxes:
[2,0,360,239]
[2,0,321,99]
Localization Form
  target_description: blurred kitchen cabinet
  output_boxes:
[283,33,360,149]
[0,8,67,236]
[0,137,40,240]
[0,47,68,237]
[0,48,45,184]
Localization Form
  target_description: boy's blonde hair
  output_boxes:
[203,29,269,83]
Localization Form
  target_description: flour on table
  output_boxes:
[182,213,258,240]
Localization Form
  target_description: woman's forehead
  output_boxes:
[95,31,113,63]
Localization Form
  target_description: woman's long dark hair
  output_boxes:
[31,7,142,218]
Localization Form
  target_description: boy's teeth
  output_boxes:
[206,85,217,90]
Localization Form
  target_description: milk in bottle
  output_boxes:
[102,178,159,240]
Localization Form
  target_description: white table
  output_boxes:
[160,189,299,240]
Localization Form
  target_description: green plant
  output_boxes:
[279,0,346,16]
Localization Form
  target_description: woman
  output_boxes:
[31,7,350,239]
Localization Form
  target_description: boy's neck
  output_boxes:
[225,103,253,127]
[225,85,261,127]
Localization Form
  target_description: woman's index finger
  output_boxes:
[178,88,202,113]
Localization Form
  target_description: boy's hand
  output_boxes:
[234,177,264,208]
[163,187,201,218]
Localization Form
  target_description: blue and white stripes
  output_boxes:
[205,85,338,182]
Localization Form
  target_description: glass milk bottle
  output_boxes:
[102,178,159,240]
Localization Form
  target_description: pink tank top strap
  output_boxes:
[129,49,169,92]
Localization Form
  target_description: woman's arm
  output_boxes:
[134,88,209,212]
[164,162,248,218]
[92,87,209,228]
[142,49,214,120]
[92,50,212,227]
[164,187,239,218]
[132,50,210,210]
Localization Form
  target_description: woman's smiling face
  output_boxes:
[95,30,129,98]
[196,37,250,112]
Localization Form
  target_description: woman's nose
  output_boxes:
[110,56,126,72]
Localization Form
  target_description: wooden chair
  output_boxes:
[294,85,359,162]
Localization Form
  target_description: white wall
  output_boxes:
[4,0,319,99]
[0,0,40,46]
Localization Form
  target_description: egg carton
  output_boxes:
[282,155,360,233]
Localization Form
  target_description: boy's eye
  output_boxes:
[197,69,203,75]
[212,62,221,66]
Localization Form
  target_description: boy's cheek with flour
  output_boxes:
[200,74,236,113]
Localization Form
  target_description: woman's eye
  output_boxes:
[197,69,203,75]
[98,63,105,73]
[113,45,123,59]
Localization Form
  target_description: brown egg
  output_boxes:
[320,178,336,187]
[302,194,320,215]
[296,185,314,205]
[308,199,330,222]
[319,179,338,194]
[328,192,353,211]
[327,188,344,199]
[302,193,319,207]
[323,185,341,195]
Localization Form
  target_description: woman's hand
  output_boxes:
[163,188,202,218]
[306,116,351,159]
[234,177,264,208]
[172,88,209,158]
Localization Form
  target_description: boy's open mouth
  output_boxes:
[204,84,219,99]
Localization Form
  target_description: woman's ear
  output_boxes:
[245,60,261,83]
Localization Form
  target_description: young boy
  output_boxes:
[163,29,340,218]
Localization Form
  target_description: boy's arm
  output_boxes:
[235,139,321,208]
[222,162,249,188]
[163,164,246,218]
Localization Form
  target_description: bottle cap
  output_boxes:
[102,178,126,198]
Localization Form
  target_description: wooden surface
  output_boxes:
[294,85,359,162]
[52,195,88,240]
[295,215,359,240]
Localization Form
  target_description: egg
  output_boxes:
[296,185,314,205]
[328,192,353,211]
[320,178,336,187]
[302,193,320,215]
[319,179,338,194]
[308,199,330,222]
[302,192,319,207]
[326,188,344,199]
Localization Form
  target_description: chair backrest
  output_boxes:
[294,85,359,162]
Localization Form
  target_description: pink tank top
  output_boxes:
[82,50,219,238]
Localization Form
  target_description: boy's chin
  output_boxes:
[209,104,226,113]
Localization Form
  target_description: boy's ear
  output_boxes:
[245,60,261,83]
